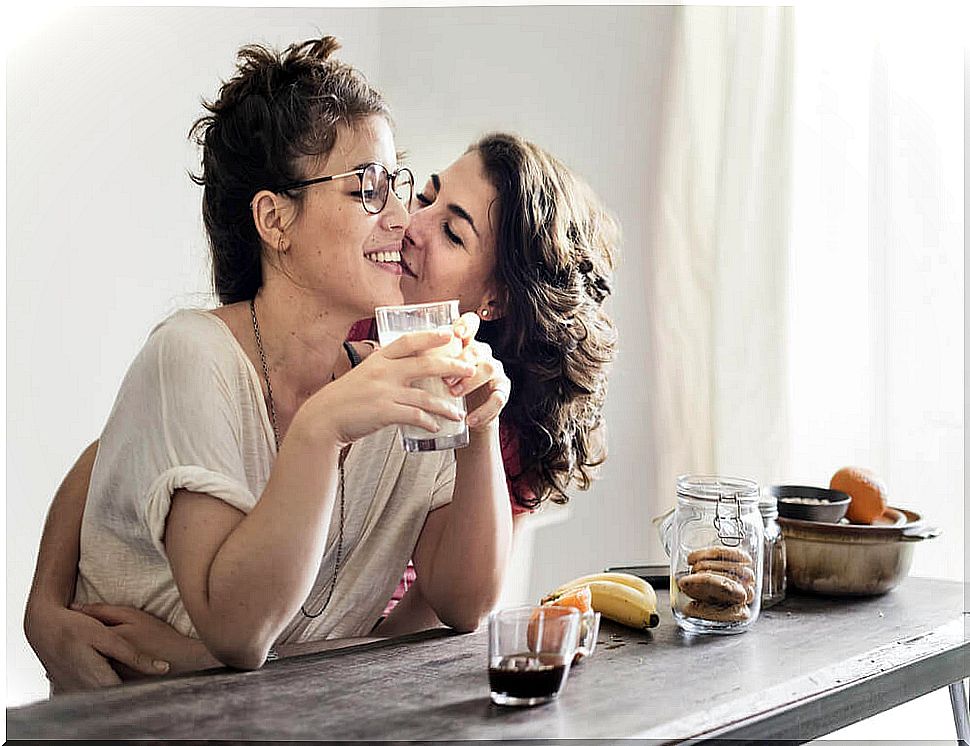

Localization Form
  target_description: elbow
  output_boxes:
[193,601,286,671]
[203,626,276,671]
[440,616,481,634]
[23,599,46,648]
[438,607,489,634]
[431,582,504,634]
[208,641,270,671]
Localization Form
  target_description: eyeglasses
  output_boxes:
[276,162,415,215]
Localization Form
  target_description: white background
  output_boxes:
[5,4,964,738]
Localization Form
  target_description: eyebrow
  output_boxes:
[432,173,480,238]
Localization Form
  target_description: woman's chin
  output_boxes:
[369,282,404,311]
[399,274,425,303]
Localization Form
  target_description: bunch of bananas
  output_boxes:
[541,572,660,630]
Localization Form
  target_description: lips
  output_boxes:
[364,243,405,276]
[364,243,403,263]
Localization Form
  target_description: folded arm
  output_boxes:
[23,442,188,692]
[163,332,476,669]
[163,424,344,670]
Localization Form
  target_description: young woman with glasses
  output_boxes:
[24,41,619,691]
[23,36,514,684]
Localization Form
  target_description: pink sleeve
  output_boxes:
[500,419,537,515]
[347,318,377,343]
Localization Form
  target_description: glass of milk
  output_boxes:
[375,300,470,452]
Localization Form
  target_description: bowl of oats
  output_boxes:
[770,485,851,523]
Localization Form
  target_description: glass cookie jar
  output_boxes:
[669,475,764,634]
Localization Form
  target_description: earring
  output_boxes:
[480,308,490,319]
[277,234,288,254]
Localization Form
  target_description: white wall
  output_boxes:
[6,5,674,706]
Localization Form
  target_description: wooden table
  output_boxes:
[7,577,968,742]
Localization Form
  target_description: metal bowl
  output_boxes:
[779,508,940,595]
[771,485,851,523]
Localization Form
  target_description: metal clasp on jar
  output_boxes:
[713,492,746,547]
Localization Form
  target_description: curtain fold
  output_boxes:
[646,7,794,517]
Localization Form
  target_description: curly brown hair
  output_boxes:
[188,37,389,304]
[471,133,619,509]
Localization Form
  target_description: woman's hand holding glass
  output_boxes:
[299,329,477,448]
[448,312,512,431]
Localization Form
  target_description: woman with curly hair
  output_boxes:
[360,132,619,629]
[23,104,619,687]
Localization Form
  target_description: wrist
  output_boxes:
[287,408,345,454]
[464,420,501,448]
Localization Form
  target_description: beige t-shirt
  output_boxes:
[76,309,455,643]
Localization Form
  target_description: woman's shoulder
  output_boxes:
[140,308,248,373]
[148,307,235,344]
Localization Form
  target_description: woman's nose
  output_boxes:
[402,208,428,247]
[380,189,411,231]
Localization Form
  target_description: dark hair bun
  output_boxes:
[305,36,341,60]
[188,36,388,305]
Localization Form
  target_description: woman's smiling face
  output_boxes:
[399,151,503,316]
[277,116,409,318]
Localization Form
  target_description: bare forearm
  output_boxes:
[173,426,343,667]
[114,637,220,680]
[25,442,98,622]
[421,425,513,630]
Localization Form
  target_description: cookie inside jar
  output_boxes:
[669,475,764,634]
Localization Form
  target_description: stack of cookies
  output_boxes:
[677,546,756,623]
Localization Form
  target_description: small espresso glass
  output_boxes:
[375,300,470,452]
[487,605,580,706]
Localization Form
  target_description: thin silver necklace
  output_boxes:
[250,297,347,619]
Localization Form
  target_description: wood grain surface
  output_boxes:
[7,577,968,742]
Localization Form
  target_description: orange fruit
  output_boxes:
[830,466,888,524]
[527,603,581,652]
[544,585,593,615]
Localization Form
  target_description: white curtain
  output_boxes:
[786,5,964,580]
[646,7,795,509]
[645,4,963,583]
